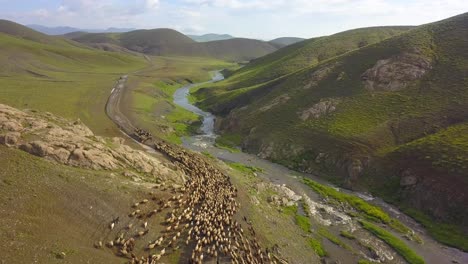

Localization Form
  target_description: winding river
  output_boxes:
[173,72,467,264]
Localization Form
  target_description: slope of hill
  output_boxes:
[269,37,305,48]
[202,38,277,61]
[188,33,234,42]
[195,26,413,96]
[68,30,277,61]
[193,13,468,250]
[0,20,147,135]
[0,19,64,45]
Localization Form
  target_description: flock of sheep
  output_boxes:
[94,130,282,264]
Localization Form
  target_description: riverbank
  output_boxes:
[173,72,468,264]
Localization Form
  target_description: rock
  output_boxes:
[0,103,185,184]
[400,169,418,186]
[112,137,125,145]
[69,148,86,163]
[267,195,281,206]
[29,141,53,157]
[315,153,326,163]
[0,132,20,146]
[346,159,363,184]
[361,51,432,92]
[251,196,260,206]
[304,64,336,89]
[2,120,23,132]
[299,98,340,121]
[51,148,71,163]
[259,95,290,112]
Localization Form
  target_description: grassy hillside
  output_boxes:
[202,38,277,61]
[69,30,277,62]
[193,13,468,250]
[194,26,412,96]
[0,20,147,135]
[268,37,305,48]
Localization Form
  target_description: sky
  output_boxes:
[1,0,467,39]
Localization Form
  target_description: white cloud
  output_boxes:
[1,0,466,39]
[146,0,160,9]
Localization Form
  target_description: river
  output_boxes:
[173,72,467,264]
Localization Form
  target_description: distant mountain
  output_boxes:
[69,29,277,61]
[268,37,305,48]
[26,24,135,35]
[188,33,234,42]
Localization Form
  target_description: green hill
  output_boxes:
[0,20,147,135]
[68,29,277,61]
[202,38,277,61]
[0,19,61,45]
[193,13,468,250]
[198,26,413,94]
[268,37,305,48]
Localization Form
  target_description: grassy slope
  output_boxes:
[0,146,137,263]
[194,13,468,249]
[0,28,146,136]
[193,26,412,101]
[268,37,305,48]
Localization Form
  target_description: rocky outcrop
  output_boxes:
[0,104,185,183]
[303,63,337,89]
[259,94,290,112]
[361,51,432,91]
[298,98,341,121]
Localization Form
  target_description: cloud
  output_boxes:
[0,0,466,39]
[145,0,160,9]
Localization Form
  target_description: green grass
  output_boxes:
[358,260,379,264]
[201,151,215,159]
[340,230,356,240]
[401,207,468,251]
[295,214,311,232]
[304,179,388,223]
[308,237,327,257]
[318,227,353,251]
[214,133,242,152]
[359,220,425,264]
[227,162,264,176]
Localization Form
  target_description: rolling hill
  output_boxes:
[67,29,278,61]
[268,37,305,48]
[192,13,468,250]
[196,26,413,94]
[188,33,234,42]
[0,19,147,134]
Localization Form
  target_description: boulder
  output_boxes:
[29,141,54,157]
[400,169,418,186]
[0,132,20,147]
[2,120,23,132]
[361,51,432,92]
[299,98,340,121]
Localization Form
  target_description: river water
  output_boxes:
[173,72,467,264]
